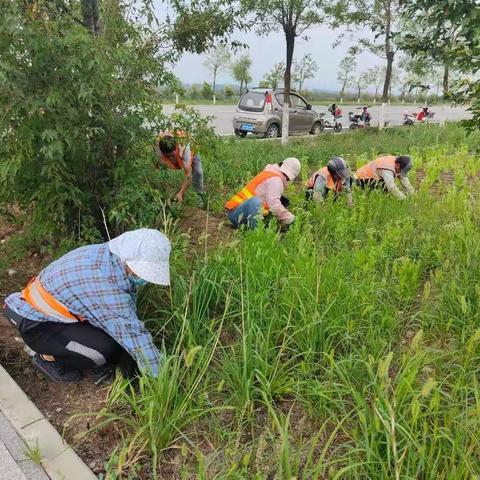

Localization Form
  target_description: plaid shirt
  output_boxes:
[5,243,162,376]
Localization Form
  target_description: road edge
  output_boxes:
[0,364,97,480]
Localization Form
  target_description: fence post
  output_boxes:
[213,94,216,105]
[379,102,385,129]
[175,94,179,105]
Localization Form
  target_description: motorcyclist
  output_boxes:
[360,106,371,123]
[417,106,429,122]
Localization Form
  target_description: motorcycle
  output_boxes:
[403,109,435,126]
[348,106,372,129]
[319,105,343,132]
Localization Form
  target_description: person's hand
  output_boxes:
[174,191,184,203]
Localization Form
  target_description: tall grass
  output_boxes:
[99,126,480,478]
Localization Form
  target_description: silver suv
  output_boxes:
[233,88,322,138]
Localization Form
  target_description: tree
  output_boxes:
[224,85,235,97]
[231,54,252,95]
[203,45,231,103]
[339,0,402,102]
[242,0,324,144]
[293,53,318,92]
[355,71,369,102]
[0,0,237,242]
[364,66,384,102]
[262,62,285,89]
[337,54,357,100]
[201,81,214,99]
[190,84,200,98]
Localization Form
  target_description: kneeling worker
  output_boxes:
[306,156,354,207]
[354,155,414,200]
[3,229,170,383]
[225,157,301,229]
[154,131,207,207]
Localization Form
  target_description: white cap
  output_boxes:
[280,157,301,180]
[108,229,171,286]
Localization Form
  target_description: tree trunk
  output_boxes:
[357,86,361,101]
[382,51,394,102]
[340,78,347,99]
[213,67,217,104]
[239,79,243,95]
[282,29,295,145]
[81,0,100,35]
[381,2,393,102]
[443,64,449,95]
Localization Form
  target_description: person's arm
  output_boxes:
[399,174,414,195]
[86,285,162,376]
[312,175,327,203]
[378,169,406,199]
[344,180,354,207]
[112,315,163,376]
[176,144,192,202]
[265,178,295,224]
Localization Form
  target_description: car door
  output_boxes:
[290,94,314,132]
[274,93,293,133]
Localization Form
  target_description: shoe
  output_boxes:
[32,354,82,383]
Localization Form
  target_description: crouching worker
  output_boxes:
[3,229,170,383]
[154,131,207,208]
[354,155,414,200]
[225,157,301,229]
[306,157,354,207]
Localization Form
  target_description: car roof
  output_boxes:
[245,88,299,94]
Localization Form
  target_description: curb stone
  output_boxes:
[0,364,97,480]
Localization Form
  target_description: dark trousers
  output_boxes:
[4,305,137,375]
[355,178,387,192]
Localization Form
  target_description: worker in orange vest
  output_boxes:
[225,157,301,229]
[154,131,207,207]
[305,157,354,207]
[354,155,414,199]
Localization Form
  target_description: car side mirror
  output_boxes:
[306,104,312,110]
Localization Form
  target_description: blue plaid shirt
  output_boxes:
[5,243,162,376]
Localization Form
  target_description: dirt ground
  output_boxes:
[0,206,231,477]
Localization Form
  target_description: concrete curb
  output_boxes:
[0,365,97,480]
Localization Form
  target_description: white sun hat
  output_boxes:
[280,157,301,180]
[108,229,171,285]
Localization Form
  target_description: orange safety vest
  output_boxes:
[225,170,283,214]
[21,277,83,323]
[306,167,343,193]
[354,156,397,181]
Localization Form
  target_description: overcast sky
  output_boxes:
[171,27,382,92]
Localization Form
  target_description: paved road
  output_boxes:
[163,103,471,136]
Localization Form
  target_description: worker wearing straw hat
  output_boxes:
[3,229,170,383]
[225,157,301,229]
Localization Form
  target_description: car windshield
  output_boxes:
[238,92,266,112]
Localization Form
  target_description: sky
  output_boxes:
[171,26,382,92]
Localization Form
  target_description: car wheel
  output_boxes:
[334,123,343,132]
[265,123,280,138]
[310,121,324,135]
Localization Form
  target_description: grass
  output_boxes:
[72,124,480,477]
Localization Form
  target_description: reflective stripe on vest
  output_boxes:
[306,167,343,192]
[21,277,80,323]
[225,170,283,214]
[354,156,397,181]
